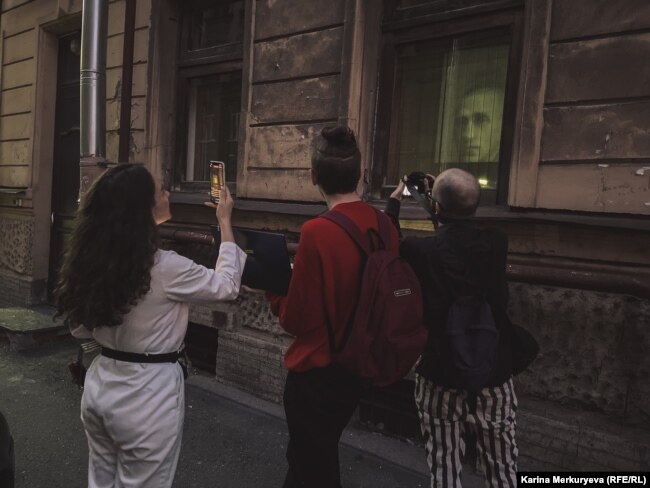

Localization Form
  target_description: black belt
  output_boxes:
[101,346,184,363]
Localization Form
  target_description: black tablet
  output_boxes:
[210,226,292,296]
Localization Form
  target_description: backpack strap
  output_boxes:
[321,207,392,255]
[373,207,393,251]
[320,207,392,358]
[321,210,372,255]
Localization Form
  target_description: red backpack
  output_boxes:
[321,208,427,387]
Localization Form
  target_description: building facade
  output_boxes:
[0,0,648,470]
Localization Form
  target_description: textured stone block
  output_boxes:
[0,217,34,275]
[234,293,287,337]
[216,331,290,403]
[0,273,44,306]
[509,282,650,422]
[518,397,650,471]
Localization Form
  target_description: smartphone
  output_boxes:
[209,161,225,204]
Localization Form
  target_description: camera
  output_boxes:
[403,171,434,196]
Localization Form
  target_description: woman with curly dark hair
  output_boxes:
[55,163,245,488]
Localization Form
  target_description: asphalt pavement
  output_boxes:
[0,339,436,488]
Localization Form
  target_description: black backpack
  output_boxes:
[439,232,499,392]
[445,295,498,391]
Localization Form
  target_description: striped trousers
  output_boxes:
[414,374,518,488]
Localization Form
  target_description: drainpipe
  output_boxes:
[79,0,109,198]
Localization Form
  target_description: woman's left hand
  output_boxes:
[204,186,234,223]
[204,186,235,243]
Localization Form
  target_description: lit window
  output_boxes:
[394,34,509,191]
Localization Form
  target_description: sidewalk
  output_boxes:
[0,339,431,487]
[179,374,432,487]
[0,306,487,487]
[3,305,647,477]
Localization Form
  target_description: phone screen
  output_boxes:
[209,161,225,203]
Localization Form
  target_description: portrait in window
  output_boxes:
[394,32,509,195]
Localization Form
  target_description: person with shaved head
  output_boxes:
[387,168,517,488]
[431,168,481,219]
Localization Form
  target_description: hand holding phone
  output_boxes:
[390,177,407,200]
[209,161,225,203]
[204,183,235,244]
[403,171,435,197]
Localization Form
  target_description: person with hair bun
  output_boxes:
[55,163,246,488]
[266,126,399,487]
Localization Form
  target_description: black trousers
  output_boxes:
[282,365,361,488]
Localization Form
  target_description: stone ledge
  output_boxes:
[0,274,46,307]
[518,396,650,471]
[0,305,68,351]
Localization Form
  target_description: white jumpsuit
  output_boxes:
[72,243,246,488]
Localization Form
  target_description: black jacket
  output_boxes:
[386,199,514,387]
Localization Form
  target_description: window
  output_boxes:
[395,33,509,191]
[183,1,244,50]
[185,74,241,183]
[175,0,245,189]
[374,1,522,205]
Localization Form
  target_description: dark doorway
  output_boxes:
[47,33,81,302]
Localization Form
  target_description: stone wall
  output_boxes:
[162,238,291,402]
[0,0,152,307]
[0,273,45,307]
[186,294,290,403]
[510,283,650,426]
[518,398,650,471]
[0,217,34,276]
[511,283,650,470]
[182,269,650,470]
[0,216,44,306]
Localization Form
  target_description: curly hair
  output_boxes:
[55,164,159,330]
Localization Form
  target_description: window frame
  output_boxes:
[371,2,524,206]
[172,1,245,193]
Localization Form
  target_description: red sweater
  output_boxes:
[267,201,399,372]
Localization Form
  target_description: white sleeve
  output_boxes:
[70,324,94,339]
[161,243,247,304]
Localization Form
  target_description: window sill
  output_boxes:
[369,199,650,232]
[169,191,328,217]
[169,192,650,231]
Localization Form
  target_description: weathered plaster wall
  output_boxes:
[238,0,348,201]
[0,0,152,306]
[105,0,151,164]
[535,0,650,215]
[510,283,649,425]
